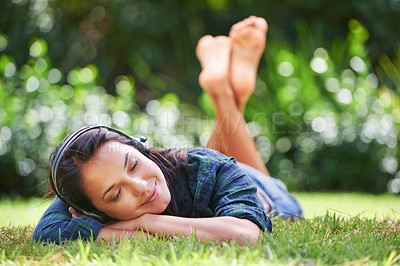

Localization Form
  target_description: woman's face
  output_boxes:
[81,141,171,220]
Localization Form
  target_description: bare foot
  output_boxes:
[229,16,268,112]
[196,35,233,98]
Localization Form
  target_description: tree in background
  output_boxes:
[0,0,399,197]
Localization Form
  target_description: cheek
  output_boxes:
[93,194,140,220]
[160,185,172,208]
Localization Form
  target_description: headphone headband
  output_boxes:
[50,125,149,221]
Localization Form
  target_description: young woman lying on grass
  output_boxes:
[33,16,302,246]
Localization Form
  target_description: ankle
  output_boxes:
[199,69,233,96]
[238,101,247,114]
[208,93,236,110]
[209,84,235,101]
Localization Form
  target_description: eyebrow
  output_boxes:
[124,152,129,169]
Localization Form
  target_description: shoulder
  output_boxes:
[187,148,238,180]
[186,148,245,186]
[185,150,271,231]
[187,147,235,166]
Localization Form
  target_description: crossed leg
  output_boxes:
[196,16,270,176]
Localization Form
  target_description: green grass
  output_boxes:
[1,193,400,265]
[2,192,399,226]
[294,192,400,219]
[0,198,50,227]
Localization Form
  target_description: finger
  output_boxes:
[68,207,77,215]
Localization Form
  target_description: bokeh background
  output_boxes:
[0,0,399,198]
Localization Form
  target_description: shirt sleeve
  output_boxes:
[32,197,104,243]
[211,158,272,232]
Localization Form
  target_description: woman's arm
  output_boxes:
[105,214,261,246]
[32,197,104,243]
[68,207,149,243]
[70,207,260,245]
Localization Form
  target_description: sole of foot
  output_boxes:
[196,35,232,97]
[229,16,268,111]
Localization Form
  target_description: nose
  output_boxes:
[128,177,148,197]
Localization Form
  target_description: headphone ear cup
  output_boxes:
[102,125,150,155]
[131,136,150,154]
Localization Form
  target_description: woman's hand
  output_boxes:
[94,214,151,243]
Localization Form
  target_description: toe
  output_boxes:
[197,35,214,47]
[229,17,253,37]
[230,16,268,38]
[214,35,231,44]
[196,35,214,54]
[229,22,242,37]
[254,17,268,33]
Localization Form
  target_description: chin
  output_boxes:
[155,204,167,214]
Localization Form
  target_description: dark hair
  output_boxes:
[47,127,188,223]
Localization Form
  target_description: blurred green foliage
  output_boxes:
[0,39,207,196]
[1,0,399,103]
[244,20,400,193]
[0,0,399,197]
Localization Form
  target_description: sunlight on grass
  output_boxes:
[294,192,400,219]
[1,193,399,226]
[1,215,399,265]
[0,198,51,226]
[1,194,400,265]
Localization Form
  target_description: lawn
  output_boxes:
[1,193,399,265]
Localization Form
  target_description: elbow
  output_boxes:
[234,220,261,246]
[33,223,71,244]
[241,227,261,246]
[33,226,46,243]
[32,228,57,244]
[32,231,42,242]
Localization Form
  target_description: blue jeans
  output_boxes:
[238,162,303,219]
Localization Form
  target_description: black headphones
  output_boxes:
[50,125,152,221]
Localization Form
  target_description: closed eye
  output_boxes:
[129,159,139,173]
[112,188,121,202]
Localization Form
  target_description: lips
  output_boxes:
[142,183,158,206]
